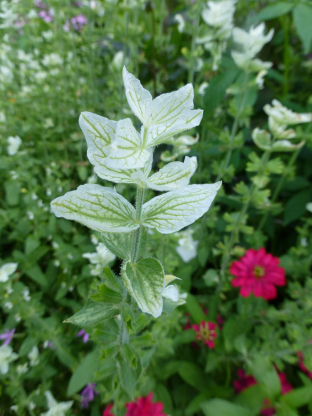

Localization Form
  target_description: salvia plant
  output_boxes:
[51,67,221,319]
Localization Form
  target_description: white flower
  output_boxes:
[27,211,34,220]
[22,288,31,302]
[0,111,6,122]
[175,228,198,262]
[16,363,29,375]
[232,22,274,65]
[10,405,18,413]
[255,69,267,89]
[87,173,97,184]
[7,136,22,156]
[0,263,17,282]
[4,302,13,309]
[42,53,63,67]
[28,346,40,366]
[306,203,312,213]
[42,31,54,40]
[198,82,209,96]
[40,391,73,416]
[264,100,312,127]
[0,345,18,374]
[202,0,236,30]
[174,14,185,33]
[111,51,125,71]
[83,243,116,275]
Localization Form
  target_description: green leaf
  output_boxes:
[293,4,312,54]
[185,294,206,324]
[64,301,119,327]
[201,399,253,416]
[283,189,312,225]
[90,284,123,304]
[118,354,141,399]
[103,267,123,292]
[102,232,132,260]
[283,385,312,408]
[178,361,208,392]
[67,350,100,396]
[255,2,294,21]
[203,69,240,115]
[122,258,164,318]
[24,265,48,288]
[142,183,221,234]
[51,185,138,233]
[249,355,281,398]
[234,384,267,413]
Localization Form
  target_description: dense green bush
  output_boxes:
[1,1,312,415]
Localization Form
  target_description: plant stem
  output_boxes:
[188,6,201,85]
[282,15,290,98]
[131,186,145,263]
[257,147,301,231]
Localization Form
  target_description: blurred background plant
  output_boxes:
[1,0,312,415]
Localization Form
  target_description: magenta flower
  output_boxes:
[35,0,47,8]
[278,372,293,395]
[125,393,166,416]
[71,14,87,32]
[81,383,98,408]
[103,404,114,416]
[233,369,257,394]
[0,328,15,346]
[230,248,286,300]
[260,399,276,416]
[297,351,312,379]
[77,329,89,343]
[192,321,217,349]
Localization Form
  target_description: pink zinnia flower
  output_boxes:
[297,351,312,379]
[125,392,166,416]
[234,369,257,394]
[230,248,286,300]
[192,321,217,348]
[260,399,276,416]
[103,404,114,416]
[278,372,293,394]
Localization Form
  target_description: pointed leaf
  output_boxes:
[122,258,164,318]
[102,227,148,261]
[67,350,100,396]
[95,158,152,184]
[293,4,312,54]
[51,184,138,233]
[147,156,197,191]
[79,112,117,167]
[64,300,119,327]
[144,109,203,147]
[142,183,222,234]
[123,66,152,123]
[107,119,151,169]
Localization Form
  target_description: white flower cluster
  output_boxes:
[232,22,274,88]
[176,228,198,263]
[197,0,237,70]
[0,345,18,374]
[83,242,116,275]
[7,136,22,156]
[252,100,312,152]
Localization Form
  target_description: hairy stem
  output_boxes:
[131,186,145,263]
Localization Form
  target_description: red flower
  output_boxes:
[103,404,114,416]
[125,393,166,416]
[230,248,285,300]
[192,321,217,348]
[278,372,293,394]
[233,369,257,393]
[260,399,276,416]
[297,351,312,379]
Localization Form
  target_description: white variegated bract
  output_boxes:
[51,184,138,233]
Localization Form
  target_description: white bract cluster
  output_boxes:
[0,263,17,282]
[41,391,73,416]
[252,100,312,152]
[175,228,198,263]
[83,242,116,276]
[0,345,18,375]
[197,0,237,71]
[232,22,274,88]
[160,134,199,162]
[7,136,22,156]
[51,67,221,318]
